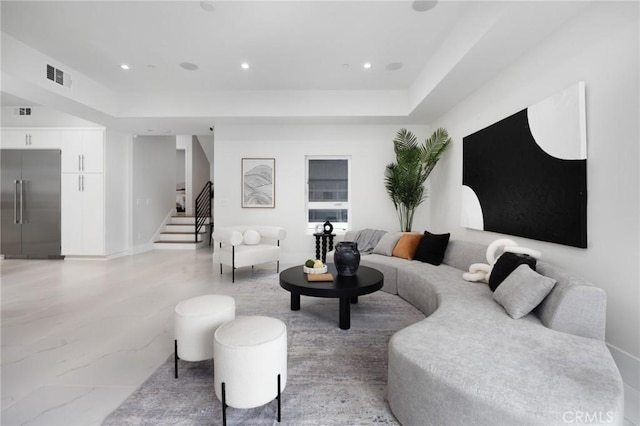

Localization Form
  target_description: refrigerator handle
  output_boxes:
[19,180,25,224]
[78,155,82,171]
[82,155,85,171]
[14,180,19,224]
[82,175,85,191]
[78,175,81,191]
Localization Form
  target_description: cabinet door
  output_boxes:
[61,130,104,173]
[61,131,83,172]
[80,130,104,173]
[1,130,29,149]
[81,174,105,255]
[61,174,84,255]
[28,130,60,148]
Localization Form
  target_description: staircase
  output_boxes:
[153,216,210,250]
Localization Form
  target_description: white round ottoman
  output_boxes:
[174,294,235,378]
[214,315,287,425]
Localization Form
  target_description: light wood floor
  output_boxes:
[1,248,247,426]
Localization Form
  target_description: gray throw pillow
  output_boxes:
[372,232,402,256]
[493,264,557,319]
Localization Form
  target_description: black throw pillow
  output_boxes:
[488,252,537,292]
[413,231,450,265]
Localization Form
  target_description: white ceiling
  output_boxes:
[0,1,593,134]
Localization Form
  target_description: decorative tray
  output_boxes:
[303,265,328,274]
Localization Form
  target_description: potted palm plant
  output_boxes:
[384,128,452,232]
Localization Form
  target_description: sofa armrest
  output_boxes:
[256,226,286,241]
[213,228,243,246]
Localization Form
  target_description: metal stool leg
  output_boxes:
[222,382,227,426]
[277,374,281,422]
[174,340,178,379]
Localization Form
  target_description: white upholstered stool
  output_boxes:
[174,294,235,379]
[214,315,287,426]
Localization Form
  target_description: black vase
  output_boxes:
[334,242,360,276]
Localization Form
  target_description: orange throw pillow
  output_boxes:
[392,233,424,260]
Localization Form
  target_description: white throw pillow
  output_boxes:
[243,229,261,245]
[493,264,556,319]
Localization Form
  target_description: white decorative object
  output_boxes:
[463,239,541,284]
[303,265,328,274]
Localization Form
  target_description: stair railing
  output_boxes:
[195,181,213,245]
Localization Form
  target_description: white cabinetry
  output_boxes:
[1,129,61,149]
[60,129,106,256]
[61,130,104,173]
[61,173,105,255]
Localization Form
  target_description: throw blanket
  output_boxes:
[354,229,387,254]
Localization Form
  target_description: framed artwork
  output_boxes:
[242,158,275,208]
[461,82,587,248]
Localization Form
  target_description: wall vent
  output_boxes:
[13,107,32,116]
[46,64,72,88]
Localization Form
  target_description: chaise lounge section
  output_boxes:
[335,231,624,425]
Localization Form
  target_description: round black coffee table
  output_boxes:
[279,264,383,330]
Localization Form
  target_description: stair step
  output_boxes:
[153,240,207,250]
[165,224,207,233]
[159,232,203,242]
[170,216,211,225]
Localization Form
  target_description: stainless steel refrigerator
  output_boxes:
[1,150,62,259]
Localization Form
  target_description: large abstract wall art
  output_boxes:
[462,82,587,248]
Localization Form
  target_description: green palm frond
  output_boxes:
[384,127,451,231]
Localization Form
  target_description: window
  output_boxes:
[306,157,350,231]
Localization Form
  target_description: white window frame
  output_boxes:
[305,155,351,232]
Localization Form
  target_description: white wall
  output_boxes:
[214,123,430,263]
[131,136,176,251]
[191,136,210,205]
[425,3,639,420]
[104,129,131,256]
[176,149,186,189]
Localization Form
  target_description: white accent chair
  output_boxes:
[213,226,286,282]
[174,294,236,378]
[214,315,287,425]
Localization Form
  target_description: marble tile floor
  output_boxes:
[0,248,248,426]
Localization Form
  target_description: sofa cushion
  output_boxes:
[493,265,556,319]
[392,233,423,260]
[243,229,261,245]
[372,232,402,256]
[488,252,537,291]
[413,231,450,265]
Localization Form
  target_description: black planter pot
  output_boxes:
[334,242,361,276]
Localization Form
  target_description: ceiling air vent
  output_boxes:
[13,107,32,116]
[46,64,72,88]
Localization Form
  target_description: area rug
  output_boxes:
[103,269,425,425]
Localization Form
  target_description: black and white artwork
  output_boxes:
[462,82,587,248]
[242,158,275,208]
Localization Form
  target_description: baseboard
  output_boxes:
[608,343,640,425]
[131,243,153,255]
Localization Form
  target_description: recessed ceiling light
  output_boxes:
[200,1,215,12]
[120,64,130,70]
[363,62,372,69]
[179,62,199,71]
[241,62,250,70]
[412,0,438,12]
[342,63,350,69]
[386,62,403,71]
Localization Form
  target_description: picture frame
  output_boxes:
[242,158,275,208]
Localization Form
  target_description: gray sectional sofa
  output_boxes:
[334,231,624,425]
